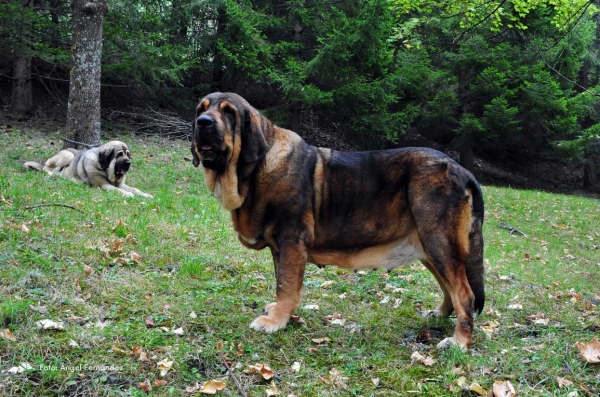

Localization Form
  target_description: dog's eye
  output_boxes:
[126,150,131,157]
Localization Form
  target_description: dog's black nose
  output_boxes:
[197,115,214,128]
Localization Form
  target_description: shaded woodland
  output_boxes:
[1,0,600,192]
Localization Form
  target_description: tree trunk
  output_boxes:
[64,0,108,150]
[583,162,597,189]
[459,130,475,171]
[11,0,34,117]
[12,56,33,116]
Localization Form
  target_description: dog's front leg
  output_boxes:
[250,242,306,333]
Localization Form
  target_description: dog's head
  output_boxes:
[98,141,132,184]
[191,92,269,173]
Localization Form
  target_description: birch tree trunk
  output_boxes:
[64,0,107,150]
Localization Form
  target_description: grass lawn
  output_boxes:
[0,125,599,396]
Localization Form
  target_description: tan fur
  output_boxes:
[23,141,152,198]
[190,92,485,350]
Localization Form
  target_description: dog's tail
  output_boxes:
[23,161,45,172]
[465,178,485,315]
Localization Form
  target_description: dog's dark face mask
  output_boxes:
[191,112,228,174]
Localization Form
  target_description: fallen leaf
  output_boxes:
[245,363,275,380]
[36,319,65,331]
[303,304,320,311]
[265,380,281,396]
[185,382,201,393]
[290,315,306,326]
[311,337,331,345]
[0,329,16,341]
[173,327,184,336]
[68,339,79,347]
[4,362,33,374]
[157,359,174,377]
[190,311,198,319]
[507,304,523,310]
[574,338,600,364]
[492,380,516,397]
[199,379,226,394]
[321,280,334,289]
[20,224,30,234]
[145,317,155,326]
[130,251,142,264]
[410,351,436,367]
[83,265,92,276]
[469,382,486,395]
[322,313,346,326]
[557,377,573,388]
[291,362,301,372]
[112,345,129,355]
[153,379,168,387]
[139,351,150,362]
[371,377,380,386]
[138,380,152,392]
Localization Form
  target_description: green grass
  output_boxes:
[1,125,599,396]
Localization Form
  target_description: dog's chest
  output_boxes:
[231,210,266,249]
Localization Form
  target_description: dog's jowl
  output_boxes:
[191,92,484,349]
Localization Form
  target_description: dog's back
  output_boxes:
[23,148,80,175]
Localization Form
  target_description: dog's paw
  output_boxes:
[140,192,154,199]
[250,315,288,333]
[264,302,277,313]
[436,337,467,351]
[422,309,444,318]
[121,191,135,198]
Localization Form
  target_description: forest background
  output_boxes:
[1,0,600,194]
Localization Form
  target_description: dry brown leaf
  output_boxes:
[325,368,348,389]
[410,351,436,367]
[138,380,152,392]
[145,317,155,327]
[130,251,142,264]
[245,363,275,380]
[184,382,201,393]
[20,224,30,234]
[112,345,129,355]
[153,379,167,387]
[157,359,174,377]
[83,265,92,276]
[574,338,600,364]
[199,379,226,394]
[0,329,16,341]
[290,315,306,326]
[265,380,281,396]
[322,313,346,326]
[469,382,486,395]
[492,380,516,397]
[557,377,573,388]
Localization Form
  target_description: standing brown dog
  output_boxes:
[191,92,484,349]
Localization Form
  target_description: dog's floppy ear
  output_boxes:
[191,118,200,167]
[191,100,206,168]
[242,108,269,164]
[98,146,115,171]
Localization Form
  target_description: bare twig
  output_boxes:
[218,349,248,397]
[497,222,527,237]
[205,325,248,397]
[106,108,191,139]
[23,203,85,214]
